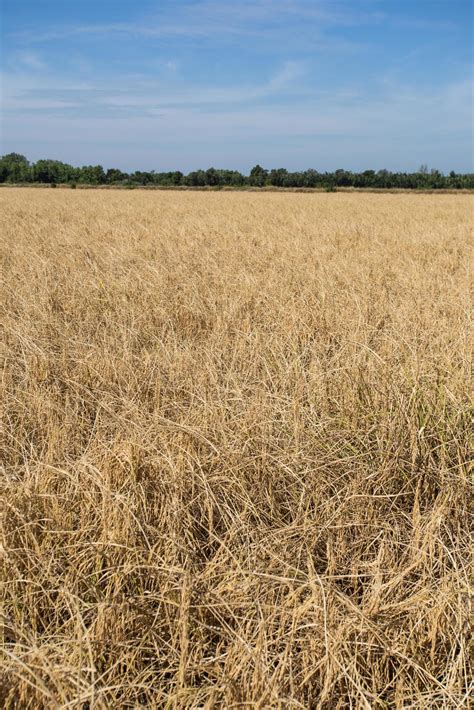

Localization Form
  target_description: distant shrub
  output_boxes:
[70,182,77,189]
[51,182,57,188]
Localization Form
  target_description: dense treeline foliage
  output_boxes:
[1,153,473,189]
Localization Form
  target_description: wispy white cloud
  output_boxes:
[5,97,81,110]
[99,61,308,109]
[10,0,379,47]
[1,60,309,115]
[11,0,456,49]
[164,60,178,74]
[268,61,306,90]
[14,50,48,71]
[2,62,470,171]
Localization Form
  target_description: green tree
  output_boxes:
[0,153,30,182]
[249,164,268,187]
[106,168,127,183]
[269,168,288,187]
[32,159,76,183]
[78,165,106,184]
[185,170,207,187]
[205,168,220,186]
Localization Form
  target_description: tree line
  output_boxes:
[1,153,473,190]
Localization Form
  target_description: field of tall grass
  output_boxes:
[1,189,472,708]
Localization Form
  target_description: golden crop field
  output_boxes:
[1,188,472,708]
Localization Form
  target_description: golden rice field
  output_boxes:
[1,188,472,708]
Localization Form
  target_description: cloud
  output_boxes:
[14,50,47,71]
[9,0,458,65]
[2,67,471,172]
[1,60,309,116]
[9,1,379,46]
[102,61,307,109]
[268,61,306,90]
[164,60,178,74]
[4,97,81,111]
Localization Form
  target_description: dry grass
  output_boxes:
[1,189,472,708]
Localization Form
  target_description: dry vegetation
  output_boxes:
[1,188,472,708]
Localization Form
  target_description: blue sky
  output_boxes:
[1,0,472,172]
